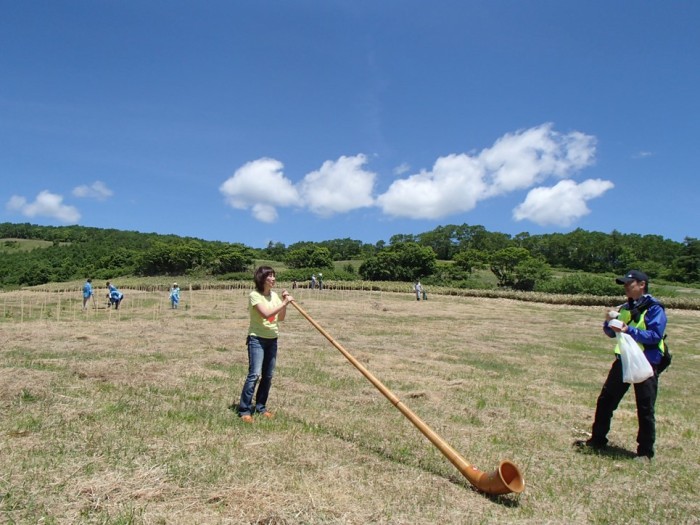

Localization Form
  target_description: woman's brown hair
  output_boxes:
[253,266,275,293]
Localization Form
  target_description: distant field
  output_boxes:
[0,238,58,252]
[1,287,699,523]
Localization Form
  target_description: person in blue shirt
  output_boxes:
[575,270,668,461]
[106,281,124,310]
[169,283,180,309]
[82,278,94,310]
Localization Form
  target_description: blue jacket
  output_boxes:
[603,294,667,365]
[108,285,123,301]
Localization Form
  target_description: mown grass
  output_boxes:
[0,238,60,252]
[1,287,699,524]
[22,273,700,312]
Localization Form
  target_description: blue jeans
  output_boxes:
[238,336,278,416]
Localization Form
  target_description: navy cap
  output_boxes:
[616,270,649,285]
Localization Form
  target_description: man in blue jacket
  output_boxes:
[106,281,124,310]
[82,278,94,310]
[576,270,668,461]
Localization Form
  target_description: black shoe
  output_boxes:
[573,439,606,451]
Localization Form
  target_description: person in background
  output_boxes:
[169,282,180,309]
[236,266,294,423]
[414,281,422,301]
[318,273,323,290]
[311,274,317,289]
[106,281,124,310]
[575,270,668,462]
[82,278,94,310]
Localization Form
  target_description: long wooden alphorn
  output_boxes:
[289,300,525,495]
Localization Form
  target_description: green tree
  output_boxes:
[455,224,512,253]
[389,233,418,245]
[137,241,209,275]
[359,242,436,281]
[668,237,700,283]
[213,246,254,274]
[489,247,532,288]
[490,247,552,290]
[318,238,364,260]
[19,260,52,286]
[418,225,460,260]
[452,249,488,276]
[537,273,621,296]
[263,241,287,260]
[512,257,552,291]
[285,246,334,269]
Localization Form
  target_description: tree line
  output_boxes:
[0,222,697,292]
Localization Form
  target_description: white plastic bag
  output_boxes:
[617,332,654,384]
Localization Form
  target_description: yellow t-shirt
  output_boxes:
[248,290,281,339]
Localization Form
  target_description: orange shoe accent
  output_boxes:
[240,415,254,423]
[261,411,274,419]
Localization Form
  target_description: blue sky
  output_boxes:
[2,1,698,249]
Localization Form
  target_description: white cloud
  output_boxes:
[220,155,375,222]
[221,124,607,228]
[512,179,614,226]
[377,123,597,220]
[219,158,299,223]
[251,203,279,223]
[72,181,114,200]
[5,190,81,223]
[377,154,486,219]
[479,123,596,197]
[299,154,376,217]
[6,195,27,212]
[393,162,410,175]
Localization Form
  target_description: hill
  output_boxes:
[1,222,698,294]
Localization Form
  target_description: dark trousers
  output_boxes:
[591,359,658,457]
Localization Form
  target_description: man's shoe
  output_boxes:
[261,411,274,419]
[573,439,606,451]
[240,415,254,424]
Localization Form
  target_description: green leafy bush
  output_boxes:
[537,273,620,296]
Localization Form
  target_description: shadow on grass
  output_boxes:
[225,402,524,504]
[572,441,637,460]
[274,412,524,505]
[446,473,523,505]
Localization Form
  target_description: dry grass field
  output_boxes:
[1,286,699,524]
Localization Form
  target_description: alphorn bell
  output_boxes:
[289,300,525,495]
